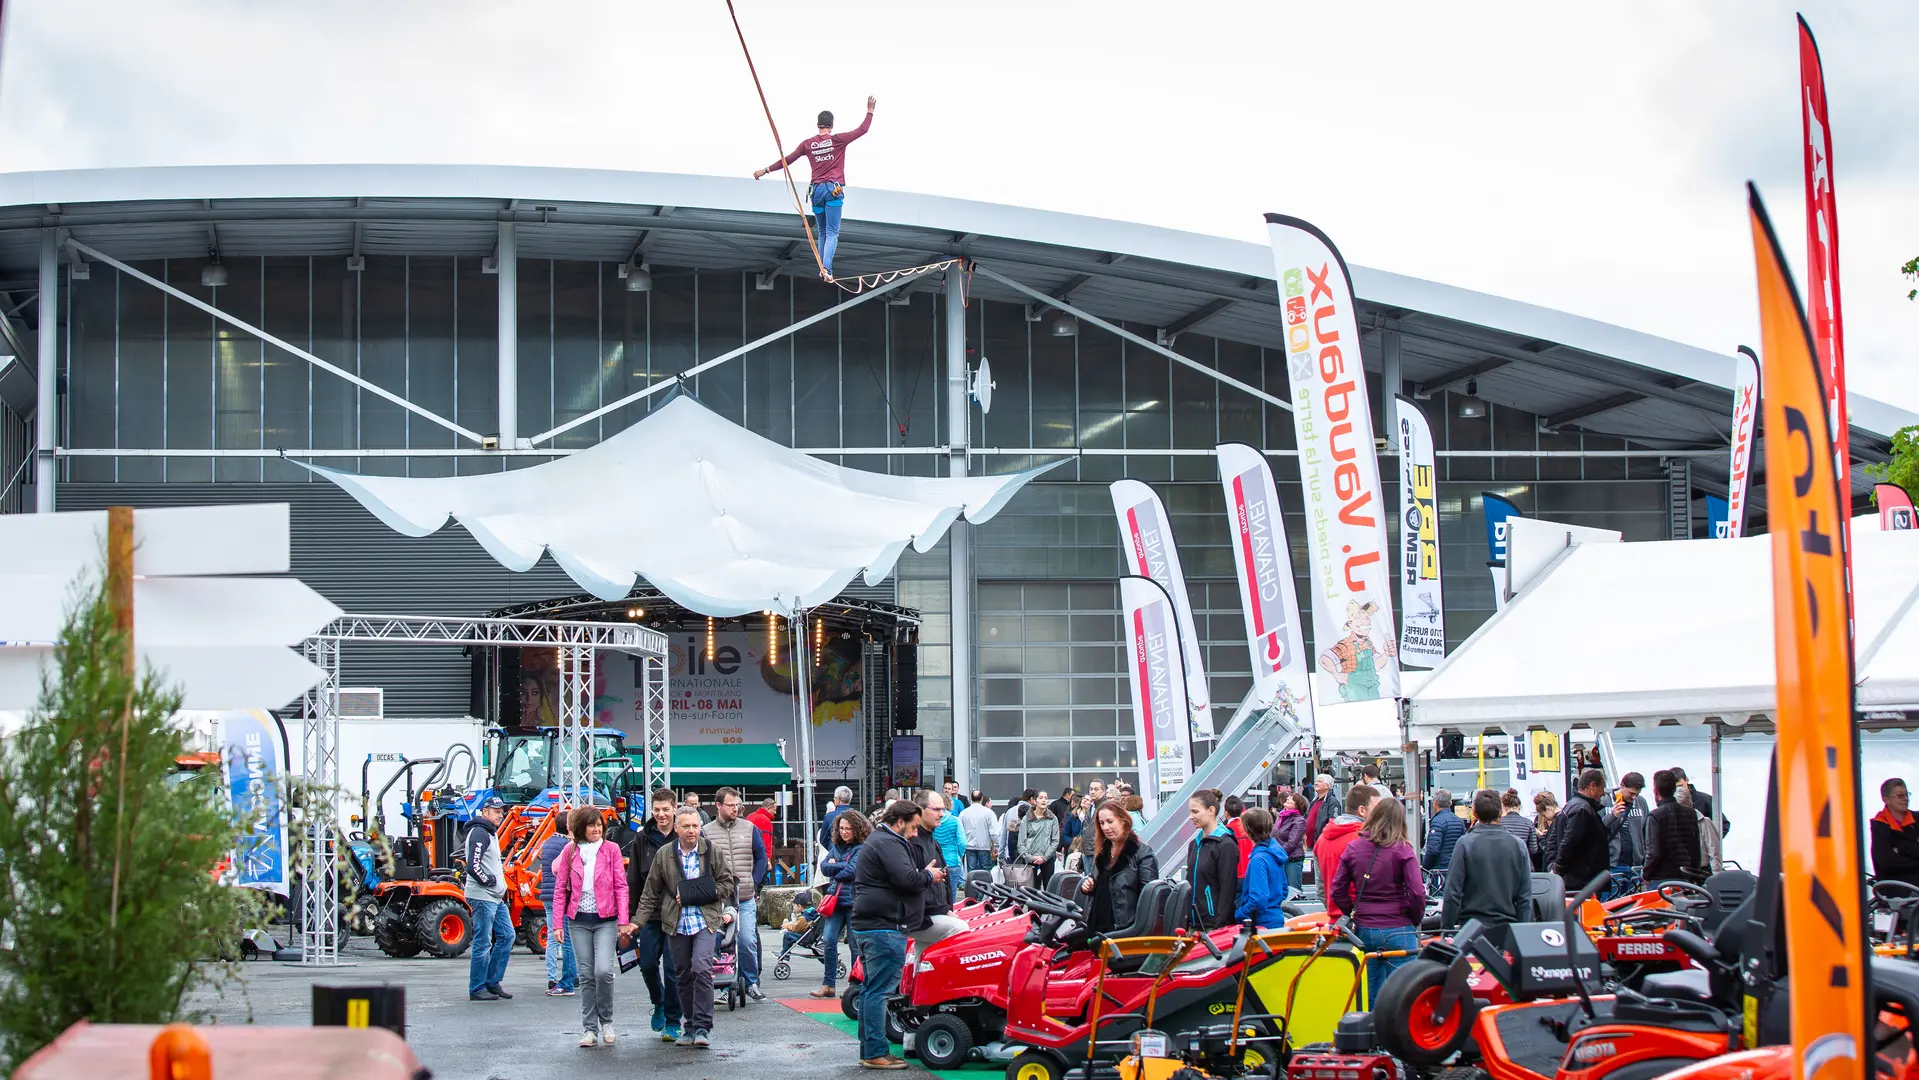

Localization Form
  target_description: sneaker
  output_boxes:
[745,985,766,1003]
[662,1022,682,1043]
[676,1029,696,1048]
[861,1056,908,1070]
[600,1026,617,1046]
[487,985,513,1000]
[468,989,500,1002]
[651,1005,665,1033]
[556,986,577,996]
[692,1030,711,1048]
[546,986,568,997]
[579,1029,599,1048]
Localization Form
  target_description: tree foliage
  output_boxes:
[0,566,261,1069]
[1904,254,1917,301]
[1866,424,1919,505]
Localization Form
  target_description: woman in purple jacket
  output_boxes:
[1273,793,1309,900]
[1328,798,1425,1006]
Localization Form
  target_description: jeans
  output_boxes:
[819,911,848,988]
[854,929,908,1061]
[1355,924,1419,1008]
[1285,859,1303,900]
[810,182,843,275]
[668,930,718,1036]
[639,922,680,1023]
[468,898,514,995]
[545,904,577,990]
[737,897,760,987]
[570,916,619,1031]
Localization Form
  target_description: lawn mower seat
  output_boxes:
[1694,869,1757,937]
[1158,882,1193,934]
[1050,871,1085,899]
[1108,881,1171,942]
[1529,873,1567,921]
[964,869,994,902]
[389,836,429,882]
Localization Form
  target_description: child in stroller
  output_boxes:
[773,889,827,980]
[713,919,743,1011]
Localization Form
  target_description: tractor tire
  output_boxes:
[522,918,549,956]
[1374,958,1475,1066]
[374,915,423,959]
[1006,1049,1069,1080]
[915,1014,974,1070]
[418,899,473,958]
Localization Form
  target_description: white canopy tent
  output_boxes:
[1406,528,1919,739]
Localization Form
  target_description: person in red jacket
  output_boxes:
[747,798,777,852]
[1314,785,1379,917]
[754,97,876,280]
[1224,794,1254,878]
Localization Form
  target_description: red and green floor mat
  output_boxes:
[780,998,995,1079]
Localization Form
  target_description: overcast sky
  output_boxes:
[0,0,1912,412]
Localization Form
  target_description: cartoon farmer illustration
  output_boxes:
[1319,600,1396,702]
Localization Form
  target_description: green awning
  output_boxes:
[645,743,794,788]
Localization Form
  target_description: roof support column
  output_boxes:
[34,230,56,512]
[945,263,973,795]
[496,221,518,448]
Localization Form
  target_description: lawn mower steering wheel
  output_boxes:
[1657,881,1713,907]
[1873,880,1919,909]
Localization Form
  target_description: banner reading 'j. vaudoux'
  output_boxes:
[1120,575,1192,803]
[1394,396,1444,668]
[1265,214,1399,704]
[1215,443,1314,735]
[1110,480,1213,743]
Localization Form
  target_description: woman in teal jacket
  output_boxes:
[1234,808,1291,930]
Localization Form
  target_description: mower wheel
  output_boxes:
[1232,1019,1281,1073]
[841,985,861,1022]
[915,1014,974,1070]
[1006,1049,1068,1080]
[418,899,473,958]
[1374,957,1475,1066]
[522,919,549,956]
[885,1006,909,1046]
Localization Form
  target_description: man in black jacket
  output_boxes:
[624,787,682,1039]
[908,792,966,949]
[1872,778,1919,889]
[1185,790,1239,930]
[1442,790,1531,928]
[1304,774,1337,847]
[1642,769,1702,885]
[851,799,944,1070]
[1554,769,1611,894]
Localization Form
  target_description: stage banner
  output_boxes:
[1110,479,1213,742]
[1878,484,1916,532]
[1752,182,1866,1077]
[1264,214,1399,705]
[1482,493,1523,567]
[1727,346,1761,538]
[1215,443,1314,737]
[1394,396,1445,668]
[220,709,289,896]
[1120,575,1192,802]
[1801,15,1852,510]
[1706,495,1732,539]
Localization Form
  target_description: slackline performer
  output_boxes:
[754,95,876,280]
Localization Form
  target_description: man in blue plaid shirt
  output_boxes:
[636,808,736,1049]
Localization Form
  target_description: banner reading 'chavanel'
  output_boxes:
[1110,480,1213,743]
[1215,443,1313,735]
[1265,214,1399,704]
[1120,575,1192,803]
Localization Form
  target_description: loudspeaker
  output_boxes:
[1437,732,1465,760]
[494,648,524,726]
[893,644,918,732]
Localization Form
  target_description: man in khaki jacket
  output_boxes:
[636,808,737,1049]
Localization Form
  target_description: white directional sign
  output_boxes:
[0,505,336,711]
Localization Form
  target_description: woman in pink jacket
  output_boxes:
[552,806,636,1048]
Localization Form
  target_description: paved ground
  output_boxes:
[188,929,942,1080]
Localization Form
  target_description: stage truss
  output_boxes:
[295,613,669,966]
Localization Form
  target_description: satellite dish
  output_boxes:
[970,357,996,415]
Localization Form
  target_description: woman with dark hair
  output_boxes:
[1234,808,1290,929]
[1532,791,1561,873]
[1079,800,1160,933]
[1274,792,1309,899]
[552,806,635,1047]
[1329,798,1425,1005]
[810,808,871,1000]
[1498,788,1539,863]
[1123,793,1147,832]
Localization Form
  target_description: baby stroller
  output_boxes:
[714,919,743,1011]
[772,891,828,981]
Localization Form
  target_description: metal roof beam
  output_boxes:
[1542,390,1648,430]
[1161,297,1235,339]
[1412,357,1510,398]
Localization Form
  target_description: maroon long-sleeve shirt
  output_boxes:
[767,111,872,186]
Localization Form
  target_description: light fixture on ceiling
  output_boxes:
[620,260,652,292]
[1047,311,1078,337]
[1457,378,1487,419]
[200,249,228,288]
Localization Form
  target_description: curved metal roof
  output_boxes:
[0,164,1905,481]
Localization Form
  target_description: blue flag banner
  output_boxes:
[220,709,290,895]
[1706,495,1731,539]
[1482,493,1523,567]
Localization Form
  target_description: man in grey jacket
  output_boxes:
[465,796,515,1001]
[1441,791,1531,929]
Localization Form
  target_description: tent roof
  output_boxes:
[1406,528,1919,737]
[658,743,794,787]
[306,395,1056,615]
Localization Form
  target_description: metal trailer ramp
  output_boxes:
[1139,695,1309,876]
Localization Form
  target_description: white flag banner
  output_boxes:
[1265,214,1400,704]
[1110,480,1213,742]
[1215,443,1314,736]
[1725,346,1761,539]
[1394,396,1445,668]
[1120,575,1193,803]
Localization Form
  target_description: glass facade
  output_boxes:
[51,256,1682,802]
